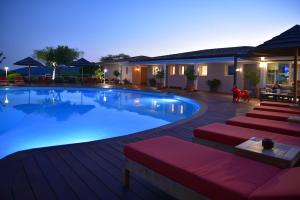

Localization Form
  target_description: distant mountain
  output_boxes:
[10,66,81,76]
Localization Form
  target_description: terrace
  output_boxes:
[0,89,258,200]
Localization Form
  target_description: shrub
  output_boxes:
[113,70,120,78]
[207,79,221,92]
[8,73,22,82]
[185,68,197,81]
[149,78,157,87]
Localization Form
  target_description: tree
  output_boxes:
[100,54,130,62]
[0,52,6,64]
[113,70,120,79]
[34,46,82,80]
[95,68,104,80]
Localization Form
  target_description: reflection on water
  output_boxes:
[0,87,200,158]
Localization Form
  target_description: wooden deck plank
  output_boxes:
[12,164,36,200]
[33,151,79,200]
[85,144,174,200]
[23,156,57,200]
[66,145,143,200]
[56,147,120,200]
[45,149,99,200]
[0,160,22,200]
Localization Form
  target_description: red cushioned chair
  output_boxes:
[246,110,295,122]
[260,101,291,108]
[193,123,300,152]
[14,76,25,85]
[254,105,300,115]
[226,116,300,137]
[123,136,300,200]
[0,76,9,85]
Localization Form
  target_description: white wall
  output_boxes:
[197,63,234,93]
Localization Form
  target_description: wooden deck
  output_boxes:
[0,90,258,200]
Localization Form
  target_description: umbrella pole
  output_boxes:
[293,48,298,103]
[28,65,31,83]
[81,67,83,83]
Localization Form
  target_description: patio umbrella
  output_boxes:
[14,57,44,83]
[71,58,94,82]
[252,24,300,103]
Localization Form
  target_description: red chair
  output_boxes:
[193,122,300,148]
[0,76,9,85]
[226,115,300,137]
[38,76,51,84]
[232,85,250,102]
[14,76,25,85]
[254,105,300,115]
[260,101,291,108]
[246,110,296,122]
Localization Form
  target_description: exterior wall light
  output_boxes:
[259,62,267,68]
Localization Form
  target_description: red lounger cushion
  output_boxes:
[193,123,300,147]
[254,106,300,115]
[246,110,293,121]
[260,101,291,108]
[124,136,280,200]
[226,116,300,137]
[249,167,300,200]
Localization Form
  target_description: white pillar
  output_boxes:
[194,63,198,90]
[259,64,266,88]
[162,64,167,87]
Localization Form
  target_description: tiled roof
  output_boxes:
[254,25,300,51]
[140,46,254,61]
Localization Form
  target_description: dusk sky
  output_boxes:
[1,0,299,69]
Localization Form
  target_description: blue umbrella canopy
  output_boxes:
[14,57,44,82]
[71,58,95,81]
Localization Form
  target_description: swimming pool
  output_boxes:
[0,87,200,158]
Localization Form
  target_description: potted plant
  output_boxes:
[113,70,121,84]
[149,77,157,87]
[155,69,164,89]
[95,68,104,82]
[185,68,197,92]
[245,70,260,98]
[207,79,221,92]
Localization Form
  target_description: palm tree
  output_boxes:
[34,46,82,80]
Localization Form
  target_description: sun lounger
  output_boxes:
[124,136,300,200]
[193,123,300,151]
[260,101,291,108]
[14,76,25,85]
[254,105,300,115]
[0,76,9,85]
[226,116,300,137]
[246,110,294,121]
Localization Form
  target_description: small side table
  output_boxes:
[235,137,300,168]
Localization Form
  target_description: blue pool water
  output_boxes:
[0,87,200,158]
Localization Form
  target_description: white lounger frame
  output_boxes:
[123,158,209,200]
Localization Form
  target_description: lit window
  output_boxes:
[266,63,292,85]
[170,66,176,75]
[225,65,235,76]
[152,66,159,75]
[180,66,185,75]
[197,65,207,76]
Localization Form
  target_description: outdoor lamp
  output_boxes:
[4,66,8,78]
[103,69,107,84]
